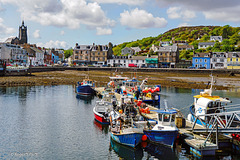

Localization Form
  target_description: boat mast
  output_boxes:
[209,74,214,96]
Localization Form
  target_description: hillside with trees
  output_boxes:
[113,25,240,60]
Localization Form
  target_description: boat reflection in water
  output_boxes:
[93,120,109,135]
[76,94,95,104]
[110,138,143,160]
[143,142,178,160]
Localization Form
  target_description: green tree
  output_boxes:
[64,49,73,58]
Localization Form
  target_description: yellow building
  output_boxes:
[227,52,240,69]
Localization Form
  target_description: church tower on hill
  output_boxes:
[19,20,27,44]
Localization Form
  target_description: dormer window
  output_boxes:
[204,54,209,57]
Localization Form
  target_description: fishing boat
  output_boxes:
[187,75,232,126]
[93,89,117,124]
[76,78,95,95]
[110,119,144,148]
[110,137,143,160]
[110,103,144,148]
[143,101,179,147]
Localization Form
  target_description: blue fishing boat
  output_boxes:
[110,128,143,148]
[76,78,95,95]
[143,102,179,147]
[110,137,143,160]
[110,109,144,148]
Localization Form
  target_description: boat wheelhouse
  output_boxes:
[143,104,179,147]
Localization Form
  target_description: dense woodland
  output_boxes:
[112,25,240,60]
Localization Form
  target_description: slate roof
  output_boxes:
[156,44,178,52]
[74,45,93,50]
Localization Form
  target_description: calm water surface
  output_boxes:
[0,85,239,160]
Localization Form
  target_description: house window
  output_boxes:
[237,58,239,62]
[204,59,207,63]
[142,60,144,63]
[136,60,138,63]
[230,58,232,61]
[131,60,133,62]
[92,53,95,56]
[103,53,105,56]
[118,60,120,63]
[200,59,202,63]
[195,59,198,62]
[220,59,224,62]
[195,64,198,68]
[204,64,207,68]
[124,60,126,63]
[113,60,115,63]
[98,52,100,55]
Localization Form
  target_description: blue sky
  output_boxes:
[0,0,240,49]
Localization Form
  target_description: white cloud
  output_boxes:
[178,23,190,27]
[156,0,240,22]
[90,0,145,5]
[33,29,41,38]
[120,8,167,29]
[60,30,65,35]
[0,0,115,31]
[203,6,240,22]
[37,40,68,49]
[0,18,15,35]
[167,7,196,21]
[96,27,112,35]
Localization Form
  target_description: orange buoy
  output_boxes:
[142,135,148,141]
[119,109,123,114]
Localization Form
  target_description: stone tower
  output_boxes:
[19,21,27,44]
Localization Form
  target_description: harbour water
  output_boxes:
[0,85,239,159]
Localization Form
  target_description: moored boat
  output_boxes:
[93,101,112,124]
[187,75,233,126]
[143,101,179,147]
[93,90,117,124]
[110,106,144,148]
[76,78,95,95]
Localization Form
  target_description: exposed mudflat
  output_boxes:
[0,70,239,90]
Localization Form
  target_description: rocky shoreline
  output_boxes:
[0,70,239,90]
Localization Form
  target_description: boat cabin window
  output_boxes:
[158,114,162,121]
[163,114,170,122]
[171,114,175,122]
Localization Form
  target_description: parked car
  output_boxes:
[199,67,206,69]
[149,65,157,68]
[188,66,195,69]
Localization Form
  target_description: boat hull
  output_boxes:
[93,107,110,124]
[76,85,95,95]
[143,130,178,147]
[110,132,143,148]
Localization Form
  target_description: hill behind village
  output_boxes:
[113,25,240,60]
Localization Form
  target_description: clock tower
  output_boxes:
[19,21,27,44]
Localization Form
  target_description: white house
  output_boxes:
[211,52,227,69]
[30,47,44,65]
[130,47,141,54]
[0,43,27,63]
[198,42,215,49]
[210,36,222,42]
[107,55,147,67]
